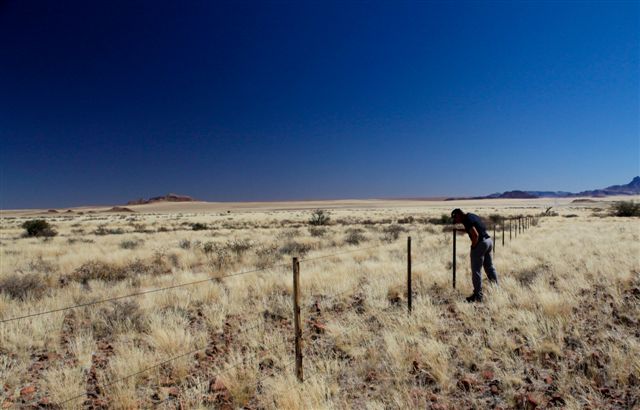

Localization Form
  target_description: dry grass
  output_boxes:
[0,199,639,408]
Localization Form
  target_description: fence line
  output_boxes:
[5,214,541,407]
[0,263,291,324]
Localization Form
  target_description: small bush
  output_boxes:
[309,209,330,226]
[345,228,366,245]
[192,223,208,231]
[611,201,640,217]
[22,220,57,237]
[0,273,47,300]
[94,226,125,235]
[397,216,415,224]
[27,257,57,275]
[120,239,143,250]
[254,244,279,269]
[382,224,406,242]
[178,239,191,249]
[226,239,252,257]
[488,214,504,224]
[69,257,171,284]
[93,300,147,338]
[203,241,215,254]
[308,226,327,237]
[427,214,450,225]
[70,261,128,284]
[279,241,312,257]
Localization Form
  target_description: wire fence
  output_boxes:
[0,214,539,408]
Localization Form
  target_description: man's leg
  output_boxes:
[470,244,485,296]
[483,239,498,285]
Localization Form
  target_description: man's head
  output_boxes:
[451,208,465,224]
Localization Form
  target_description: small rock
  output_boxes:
[482,370,494,380]
[526,393,539,408]
[457,375,476,391]
[210,377,226,392]
[20,385,36,396]
[490,385,499,394]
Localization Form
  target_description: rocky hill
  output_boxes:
[126,193,195,205]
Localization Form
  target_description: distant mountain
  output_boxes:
[447,177,640,200]
[127,193,195,205]
[572,176,640,197]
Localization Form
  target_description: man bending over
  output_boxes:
[451,208,498,302]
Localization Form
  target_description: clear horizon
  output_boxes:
[1,1,639,209]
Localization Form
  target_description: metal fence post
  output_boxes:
[292,257,303,382]
[407,236,412,314]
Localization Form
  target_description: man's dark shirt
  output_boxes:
[462,213,490,241]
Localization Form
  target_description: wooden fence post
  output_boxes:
[292,257,303,382]
[407,236,412,314]
[509,218,512,241]
[493,224,496,255]
[452,229,456,289]
[501,222,505,247]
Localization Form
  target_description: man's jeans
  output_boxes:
[470,237,498,296]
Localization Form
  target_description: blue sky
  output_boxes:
[1,1,638,208]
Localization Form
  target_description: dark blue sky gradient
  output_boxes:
[1,1,638,208]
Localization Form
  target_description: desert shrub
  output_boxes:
[131,223,154,233]
[202,242,230,270]
[345,228,366,245]
[192,223,208,231]
[382,224,406,242]
[67,237,95,245]
[93,301,147,338]
[27,257,57,275]
[21,220,57,237]
[120,239,143,250]
[94,226,125,235]
[611,201,640,217]
[226,239,252,257]
[488,214,504,224]
[70,261,128,283]
[277,229,301,240]
[309,209,330,226]
[397,216,415,224]
[254,244,279,269]
[68,257,171,284]
[0,273,47,300]
[203,241,215,254]
[308,226,327,237]
[178,239,191,249]
[540,207,558,217]
[279,240,312,257]
[428,214,451,225]
[563,214,579,218]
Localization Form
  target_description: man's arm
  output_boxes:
[469,226,479,248]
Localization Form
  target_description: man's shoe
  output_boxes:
[465,293,483,303]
